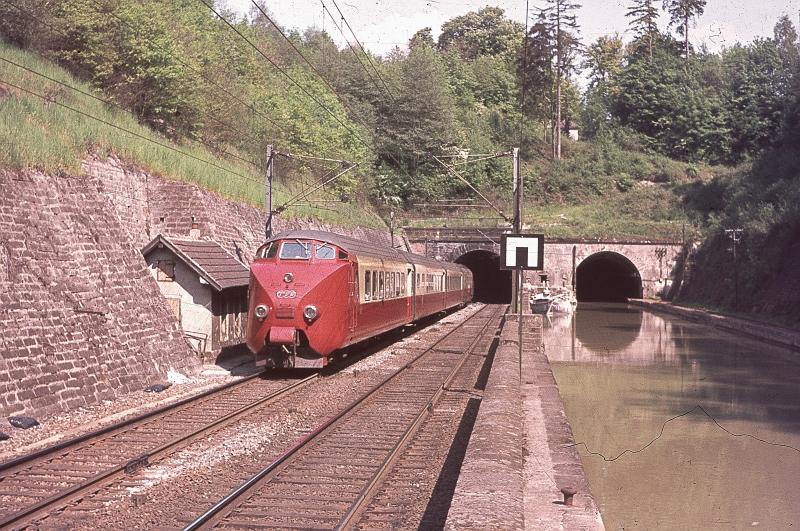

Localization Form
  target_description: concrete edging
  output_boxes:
[445,314,603,530]
[445,317,525,530]
[629,300,800,351]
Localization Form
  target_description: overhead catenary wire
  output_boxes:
[8,0,291,142]
[432,155,511,222]
[197,0,369,147]
[275,162,360,212]
[0,56,264,171]
[319,3,386,100]
[326,0,396,103]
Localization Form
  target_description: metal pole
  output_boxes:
[265,144,274,240]
[512,147,522,314]
[390,211,395,248]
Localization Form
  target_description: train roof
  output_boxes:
[266,230,469,272]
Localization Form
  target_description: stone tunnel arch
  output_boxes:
[454,249,512,304]
[576,251,642,302]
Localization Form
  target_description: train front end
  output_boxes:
[247,236,352,368]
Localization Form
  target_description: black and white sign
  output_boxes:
[500,233,544,270]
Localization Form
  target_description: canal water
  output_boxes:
[543,303,800,530]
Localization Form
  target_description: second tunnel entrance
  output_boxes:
[455,250,512,304]
[576,251,642,302]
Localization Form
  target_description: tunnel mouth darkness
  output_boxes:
[455,250,512,304]
[576,251,642,302]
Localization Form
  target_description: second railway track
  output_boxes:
[185,303,506,530]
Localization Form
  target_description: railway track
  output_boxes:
[0,373,317,529]
[185,303,506,530]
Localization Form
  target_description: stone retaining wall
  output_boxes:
[82,155,391,261]
[0,169,198,419]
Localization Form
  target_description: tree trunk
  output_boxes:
[554,0,562,160]
[684,11,690,60]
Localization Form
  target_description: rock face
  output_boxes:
[1,156,390,419]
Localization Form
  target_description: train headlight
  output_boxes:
[303,305,319,322]
[255,304,269,320]
[283,273,294,283]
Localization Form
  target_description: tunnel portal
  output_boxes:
[576,251,642,302]
[455,250,512,304]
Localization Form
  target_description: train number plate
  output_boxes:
[276,290,297,299]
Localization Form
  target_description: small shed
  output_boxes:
[142,235,249,356]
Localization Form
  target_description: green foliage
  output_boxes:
[437,7,523,62]
[0,42,382,229]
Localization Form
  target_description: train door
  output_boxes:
[408,265,416,321]
[348,263,358,335]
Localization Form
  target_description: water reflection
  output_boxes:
[545,303,800,530]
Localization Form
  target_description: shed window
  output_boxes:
[156,260,175,282]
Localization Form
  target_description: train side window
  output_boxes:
[364,270,371,301]
[394,273,399,297]
[379,271,385,299]
[339,249,348,260]
[266,243,278,258]
[401,273,406,295]
[372,271,378,299]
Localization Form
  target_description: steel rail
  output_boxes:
[337,305,506,529]
[0,373,265,474]
[0,374,318,529]
[183,304,498,530]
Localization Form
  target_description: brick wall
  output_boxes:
[0,169,198,418]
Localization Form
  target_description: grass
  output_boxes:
[0,42,385,229]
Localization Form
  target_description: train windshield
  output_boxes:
[256,242,279,259]
[315,243,336,260]
[280,240,312,260]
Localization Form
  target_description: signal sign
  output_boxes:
[500,233,544,270]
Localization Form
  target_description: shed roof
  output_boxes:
[142,235,250,291]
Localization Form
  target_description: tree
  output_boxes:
[518,11,555,125]
[626,0,659,60]
[409,28,435,51]
[663,0,707,60]
[437,7,524,61]
[542,0,582,159]
[376,46,458,200]
[583,35,623,88]
[723,40,790,161]
[774,15,799,75]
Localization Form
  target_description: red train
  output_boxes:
[246,230,473,368]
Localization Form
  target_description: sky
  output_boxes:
[224,0,800,56]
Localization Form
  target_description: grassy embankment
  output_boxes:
[403,135,700,241]
[0,42,384,229]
